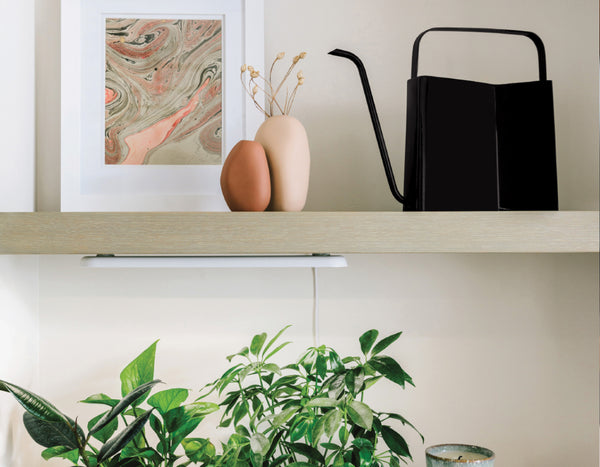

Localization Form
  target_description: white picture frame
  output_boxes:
[61,0,264,211]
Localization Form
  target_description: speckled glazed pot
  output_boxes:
[220,140,271,211]
[426,444,495,466]
[254,115,310,211]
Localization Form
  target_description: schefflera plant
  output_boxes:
[0,341,218,467]
[191,327,423,466]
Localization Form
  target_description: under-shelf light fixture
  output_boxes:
[80,254,347,269]
[81,254,346,348]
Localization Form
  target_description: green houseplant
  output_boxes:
[189,327,423,466]
[1,329,421,466]
[0,341,219,466]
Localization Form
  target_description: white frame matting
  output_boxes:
[61,0,264,211]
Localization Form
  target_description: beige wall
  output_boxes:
[5,1,599,467]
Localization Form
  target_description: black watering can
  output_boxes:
[329,27,558,211]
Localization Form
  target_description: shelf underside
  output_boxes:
[0,211,597,255]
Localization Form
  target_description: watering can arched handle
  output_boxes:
[411,27,548,81]
[328,49,406,205]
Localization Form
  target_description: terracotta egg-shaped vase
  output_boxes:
[220,140,271,211]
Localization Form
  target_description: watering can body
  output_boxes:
[330,27,559,211]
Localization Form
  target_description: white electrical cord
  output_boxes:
[312,267,319,347]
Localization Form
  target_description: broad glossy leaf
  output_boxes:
[120,341,158,402]
[371,332,402,356]
[305,397,338,408]
[90,379,161,435]
[183,438,216,463]
[163,401,218,433]
[347,400,373,431]
[97,409,154,463]
[272,406,298,427]
[323,409,342,438]
[262,363,282,375]
[328,350,345,373]
[290,419,309,442]
[147,388,189,416]
[287,463,314,467]
[359,448,373,466]
[368,356,411,388]
[120,446,157,459]
[41,446,79,463]
[23,412,83,449]
[311,417,326,446]
[249,432,270,455]
[338,426,349,445]
[80,393,120,408]
[381,425,411,460]
[250,333,267,356]
[359,330,379,356]
[1,380,68,423]
[316,354,328,379]
[88,411,118,443]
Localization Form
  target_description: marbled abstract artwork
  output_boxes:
[105,18,222,165]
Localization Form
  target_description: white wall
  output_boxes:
[0,0,39,466]
[10,0,600,467]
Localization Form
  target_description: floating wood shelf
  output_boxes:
[0,211,597,255]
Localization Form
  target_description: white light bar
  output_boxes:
[80,255,347,269]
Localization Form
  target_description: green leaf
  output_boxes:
[290,419,309,442]
[359,448,373,466]
[80,393,120,408]
[381,425,411,460]
[226,346,249,362]
[339,426,349,445]
[371,332,402,356]
[311,417,326,446]
[262,363,282,375]
[163,401,219,433]
[250,333,267,356]
[249,432,270,455]
[323,409,342,438]
[23,412,83,449]
[305,397,339,408]
[90,379,161,435]
[183,438,216,463]
[147,388,189,416]
[359,330,379,356]
[41,446,79,463]
[97,409,154,463]
[288,442,325,464]
[170,418,202,450]
[264,341,292,362]
[261,325,292,358]
[352,438,373,450]
[347,400,373,431]
[382,412,424,443]
[0,380,68,423]
[316,354,328,379]
[272,406,298,427]
[120,341,158,402]
[368,356,412,388]
[88,411,118,443]
[120,446,157,460]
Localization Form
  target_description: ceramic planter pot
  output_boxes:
[220,140,271,211]
[254,115,310,211]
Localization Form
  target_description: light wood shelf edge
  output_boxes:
[0,211,597,255]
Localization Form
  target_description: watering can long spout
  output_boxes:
[328,49,405,205]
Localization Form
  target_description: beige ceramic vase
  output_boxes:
[254,115,310,211]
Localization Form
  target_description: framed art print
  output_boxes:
[61,0,264,211]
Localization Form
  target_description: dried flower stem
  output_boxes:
[241,52,306,117]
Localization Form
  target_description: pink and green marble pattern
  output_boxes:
[105,18,222,165]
